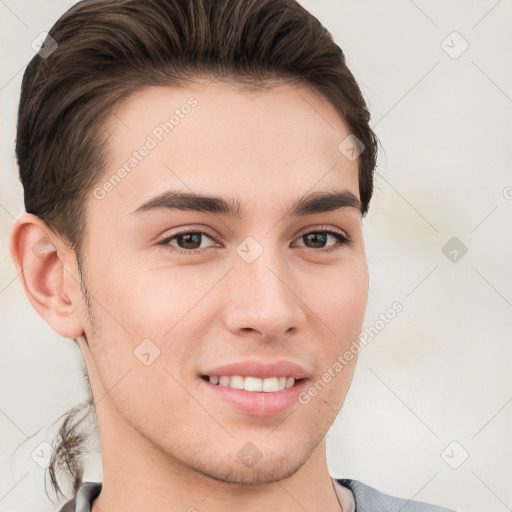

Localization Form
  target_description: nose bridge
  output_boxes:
[224,236,305,337]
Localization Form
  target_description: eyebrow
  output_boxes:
[129,189,361,219]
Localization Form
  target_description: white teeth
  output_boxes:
[244,376,263,392]
[229,375,245,389]
[219,375,230,386]
[262,376,279,392]
[208,375,297,392]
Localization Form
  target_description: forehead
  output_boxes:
[93,80,360,219]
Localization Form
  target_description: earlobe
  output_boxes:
[9,213,85,340]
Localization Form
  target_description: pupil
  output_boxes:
[305,232,326,248]
[179,233,202,249]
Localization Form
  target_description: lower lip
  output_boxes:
[199,377,309,417]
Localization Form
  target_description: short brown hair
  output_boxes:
[15,0,379,501]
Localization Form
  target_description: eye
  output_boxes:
[157,228,219,254]
[293,227,350,253]
[157,226,351,255]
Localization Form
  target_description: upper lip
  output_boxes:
[202,360,310,379]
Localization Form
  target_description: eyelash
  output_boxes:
[157,226,351,255]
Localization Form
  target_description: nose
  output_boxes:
[222,247,307,341]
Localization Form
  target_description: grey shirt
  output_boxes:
[57,479,456,511]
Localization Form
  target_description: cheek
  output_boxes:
[306,259,368,340]
[84,262,218,391]
[90,256,210,335]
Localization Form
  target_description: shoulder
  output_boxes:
[56,482,102,512]
[336,478,457,512]
[57,499,75,512]
[59,479,456,512]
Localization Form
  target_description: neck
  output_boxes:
[91,398,344,512]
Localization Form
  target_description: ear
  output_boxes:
[9,213,85,339]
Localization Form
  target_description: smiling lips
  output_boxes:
[207,375,296,392]
[200,369,310,417]
[201,359,309,393]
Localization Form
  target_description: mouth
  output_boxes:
[200,374,307,393]
[197,359,311,416]
[198,374,310,417]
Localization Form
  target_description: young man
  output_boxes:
[9,0,455,510]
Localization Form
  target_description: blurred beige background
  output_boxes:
[1,1,511,511]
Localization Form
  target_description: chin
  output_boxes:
[197,456,305,485]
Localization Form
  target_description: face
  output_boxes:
[77,80,368,484]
